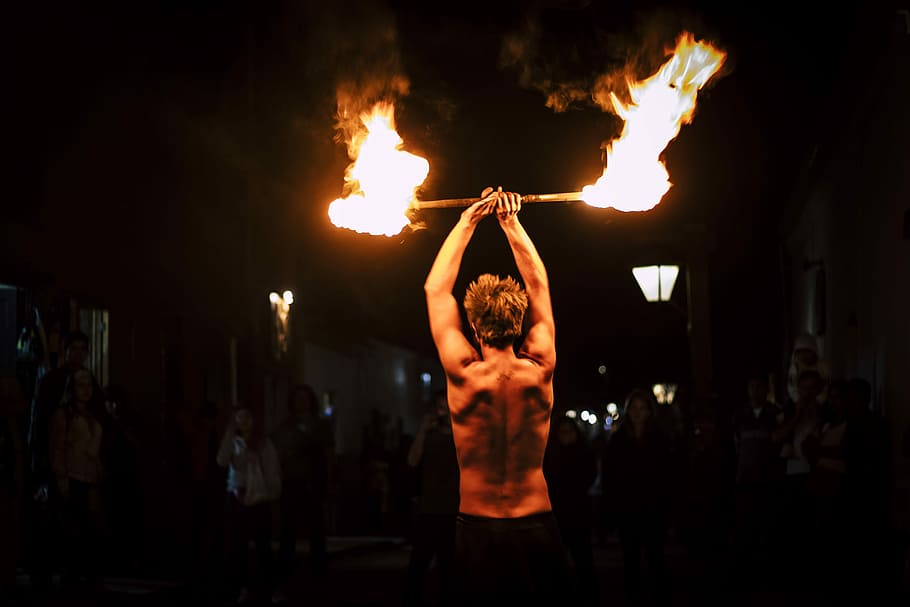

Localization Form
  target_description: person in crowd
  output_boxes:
[98,384,141,575]
[272,384,333,602]
[602,389,673,606]
[26,330,93,586]
[388,415,415,536]
[842,377,893,590]
[178,398,224,589]
[361,407,391,534]
[0,372,26,596]
[29,331,94,489]
[772,368,825,588]
[676,404,735,564]
[731,371,780,580]
[217,404,282,605]
[423,187,577,605]
[48,368,104,590]
[16,306,48,408]
[402,390,460,607]
[544,414,599,606]
[785,333,829,405]
[802,379,851,583]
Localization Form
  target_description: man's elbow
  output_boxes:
[424,282,449,297]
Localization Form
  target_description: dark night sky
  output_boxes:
[8,1,891,407]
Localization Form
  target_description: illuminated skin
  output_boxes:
[425,187,556,518]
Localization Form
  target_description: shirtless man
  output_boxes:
[424,186,576,604]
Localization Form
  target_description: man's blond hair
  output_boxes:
[463,274,528,348]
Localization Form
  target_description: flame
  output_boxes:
[581,32,726,212]
[328,102,429,236]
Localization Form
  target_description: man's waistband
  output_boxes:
[456,510,554,529]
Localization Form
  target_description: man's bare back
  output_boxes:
[423,187,576,604]
[424,187,557,519]
[448,354,553,517]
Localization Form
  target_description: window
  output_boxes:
[79,307,109,388]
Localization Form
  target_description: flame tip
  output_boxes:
[582,32,725,212]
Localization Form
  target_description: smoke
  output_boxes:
[297,1,412,155]
[499,5,728,116]
[499,12,592,113]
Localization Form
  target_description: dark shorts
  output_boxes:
[452,511,578,606]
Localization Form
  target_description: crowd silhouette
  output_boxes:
[0,327,905,606]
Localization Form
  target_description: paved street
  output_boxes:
[9,533,907,607]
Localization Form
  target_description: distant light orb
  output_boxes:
[269,292,281,304]
[597,365,607,375]
[606,402,618,415]
[420,372,432,386]
[588,414,597,425]
[282,290,295,305]
[580,410,591,422]
[566,410,577,419]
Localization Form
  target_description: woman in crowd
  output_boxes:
[49,368,104,589]
[217,404,282,604]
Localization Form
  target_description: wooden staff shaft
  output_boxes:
[412,191,584,210]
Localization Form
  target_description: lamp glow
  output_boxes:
[632,265,679,302]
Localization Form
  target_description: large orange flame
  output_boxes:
[328,102,429,236]
[581,32,726,212]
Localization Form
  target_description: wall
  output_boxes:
[783,13,910,538]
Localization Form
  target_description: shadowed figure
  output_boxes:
[603,389,673,606]
[544,415,599,606]
[402,390,459,607]
[0,373,26,596]
[272,383,333,601]
[731,371,781,582]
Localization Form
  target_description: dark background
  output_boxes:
[6,0,888,408]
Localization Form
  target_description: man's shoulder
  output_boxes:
[458,355,547,375]
[515,351,552,369]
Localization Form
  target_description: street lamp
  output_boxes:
[632,265,679,302]
[632,266,683,409]
[269,289,294,359]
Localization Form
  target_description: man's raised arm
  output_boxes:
[424,191,497,376]
[496,192,555,369]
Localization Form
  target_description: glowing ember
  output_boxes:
[328,102,429,236]
[581,32,726,212]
